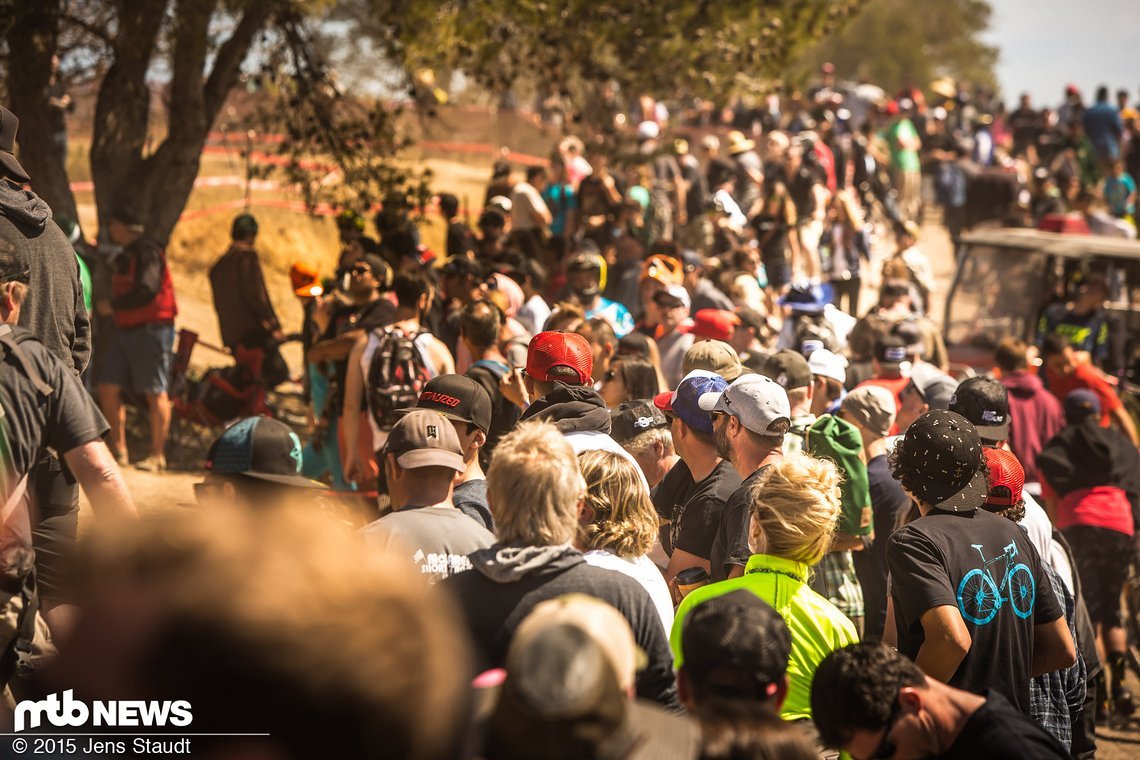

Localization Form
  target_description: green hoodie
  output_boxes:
[806,414,871,536]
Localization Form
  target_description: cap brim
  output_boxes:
[395,449,466,472]
[697,391,727,413]
[974,421,1010,443]
[653,391,675,413]
[239,471,327,490]
[929,467,989,513]
[396,405,486,434]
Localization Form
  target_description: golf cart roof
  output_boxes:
[961,228,1140,261]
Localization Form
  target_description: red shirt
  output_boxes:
[1047,485,1134,536]
[1042,363,1121,428]
[856,375,911,411]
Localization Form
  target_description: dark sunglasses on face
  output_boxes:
[867,697,902,760]
[351,265,372,276]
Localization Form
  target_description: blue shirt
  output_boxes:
[1082,102,1123,160]
[1103,172,1136,217]
[586,298,634,338]
[541,182,577,236]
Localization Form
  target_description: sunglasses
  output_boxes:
[350,265,373,276]
[868,697,902,760]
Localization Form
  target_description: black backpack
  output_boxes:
[366,326,430,432]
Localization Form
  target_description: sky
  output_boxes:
[984,0,1140,107]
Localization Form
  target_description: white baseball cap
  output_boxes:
[697,374,791,436]
[808,348,848,385]
[637,121,661,141]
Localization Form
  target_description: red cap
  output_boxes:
[525,331,593,385]
[982,448,1024,509]
[690,309,741,342]
[1065,83,1079,96]
[885,100,900,116]
[653,391,674,413]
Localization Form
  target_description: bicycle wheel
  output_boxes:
[1007,563,1036,619]
[958,569,1001,625]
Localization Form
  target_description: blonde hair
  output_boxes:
[487,420,585,546]
[749,455,841,566]
[577,450,658,559]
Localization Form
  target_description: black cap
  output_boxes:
[1063,389,1101,423]
[231,213,258,240]
[440,255,483,279]
[0,107,30,183]
[359,253,393,288]
[896,410,987,512]
[875,333,911,364]
[949,376,1010,442]
[406,374,492,434]
[610,400,669,444]
[110,203,145,231]
[0,243,30,285]
[681,590,791,701]
[761,350,812,390]
[890,320,925,358]
[205,417,323,489]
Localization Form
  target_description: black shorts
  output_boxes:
[30,453,79,606]
[1063,525,1133,629]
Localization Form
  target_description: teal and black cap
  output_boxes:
[205,416,322,489]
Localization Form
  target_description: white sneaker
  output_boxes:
[134,455,167,473]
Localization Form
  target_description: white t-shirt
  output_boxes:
[1019,492,1054,571]
[584,550,674,634]
[517,294,552,335]
[510,181,551,231]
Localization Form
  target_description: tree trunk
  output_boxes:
[7,0,79,223]
[89,0,272,244]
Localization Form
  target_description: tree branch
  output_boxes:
[204,0,274,118]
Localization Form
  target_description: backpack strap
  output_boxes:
[0,325,51,398]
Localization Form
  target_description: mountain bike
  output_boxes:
[957,541,1036,626]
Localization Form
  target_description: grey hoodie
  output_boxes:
[0,179,90,374]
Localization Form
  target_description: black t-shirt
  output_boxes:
[465,360,518,470]
[667,460,740,560]
[787,167,820,220]
[653,459,694,547]
[1008,107,1042,150]
[706,157,735,192]
[708,465,770,582]
[577,175,614,219]
[852,455,911,642]
[1,331,108,481]
[942,690,1068,759]
[887,508,1063,714]
[751,213,790,263]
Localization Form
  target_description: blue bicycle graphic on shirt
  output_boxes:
[956,542,1036,625]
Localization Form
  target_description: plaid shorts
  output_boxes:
[810,551,864,635]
